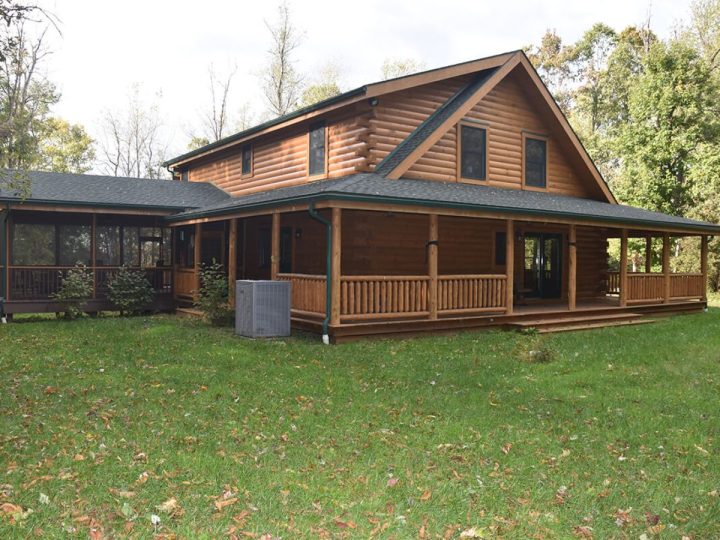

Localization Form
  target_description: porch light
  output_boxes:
[295,228,302,239]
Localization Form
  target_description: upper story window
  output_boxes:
[459,124,487,181]
[524,136,547,189]
[180,170,189,182]
[241,144,253,176]
[308,121,327,176]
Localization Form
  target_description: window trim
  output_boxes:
[241,143,253,178]
[456,120,489,184]
[307,120,328,180]
[522,131,549,191]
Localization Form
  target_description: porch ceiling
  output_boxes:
[164,173,720,234]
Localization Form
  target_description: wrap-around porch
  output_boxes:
[172,202,709,339]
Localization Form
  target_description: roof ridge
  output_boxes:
[374,68,498,177]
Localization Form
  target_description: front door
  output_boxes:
[523,233,562,299]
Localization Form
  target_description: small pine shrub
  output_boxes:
[51,264,94,320]
[196,260,233,326]
[108,266,154,315]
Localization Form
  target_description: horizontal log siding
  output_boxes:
[404,71,594,198]
[186,109,373,196]
[576,226,608,298]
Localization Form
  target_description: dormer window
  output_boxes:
[524,135,547,189]
[459,123,487,181]
[241,144,253,176]
[308,121,326,177]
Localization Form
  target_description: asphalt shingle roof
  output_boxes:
[0,170,230,210]
[167,173,720,232]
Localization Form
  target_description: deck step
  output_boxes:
[513,311,644,329]
[176,307,204,318]
[535,318,655,334]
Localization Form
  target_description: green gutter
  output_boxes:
[0,198,188,213]
[164,191,720,234]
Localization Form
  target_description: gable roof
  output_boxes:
[0,170,230,211]
[377,52,616,204]
[162,51,518,169]
[165,173,720,234]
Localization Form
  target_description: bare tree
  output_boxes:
[380,57,426,80]
[98,84,168,179]
[261,1,302,117]
[201,63,237,141]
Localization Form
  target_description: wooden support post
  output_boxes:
[505,219,514,315]
[194,223,202,299]
[701,235,709,302]
[0,209,6,302]
[662,233,670,304]
[428,214,438,319]
[228,218,238,305]
[330,207,342,326]
[619,229,628,307]
[271,212,280,280]
[645,236,652,273]
[568,224,577,311]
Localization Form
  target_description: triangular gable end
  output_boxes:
[382,52,616,204]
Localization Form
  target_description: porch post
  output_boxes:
[330,207,342,326]
[428,213,438,319]
[505,219,514,315]
[228,218,238,305]
[0,208,6,302]
[619,229,628,307]
[194,223,202,298]
[568,224,577,311]
[645,235,652,273]
[701,235,708,303]
[662,233,670,304]
[271,211,280,280]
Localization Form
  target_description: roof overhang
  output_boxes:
[1,198,183,215]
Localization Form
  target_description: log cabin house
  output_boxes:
[1,50,718,340]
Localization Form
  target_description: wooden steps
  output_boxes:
[176,307,204,318]
[511,312,654,334]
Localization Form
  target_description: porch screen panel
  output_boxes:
[95,225,121,266]
[58,225,91,266]
[123,226,140,266]
[12,223,55,265]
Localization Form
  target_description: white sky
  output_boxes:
[36,0,691,168]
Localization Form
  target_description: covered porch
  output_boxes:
[172,200,709,340]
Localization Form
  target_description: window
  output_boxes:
[242,144,252,176]
[460,124,487,181]
[58,225,91,266]
[95,225,121,266]
[524,136,547,188]
[12,224,55,265]
[180,170,189,182]
[495,231,506,266]
[308,121,326,176]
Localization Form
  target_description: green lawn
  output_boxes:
[1,310,719,539]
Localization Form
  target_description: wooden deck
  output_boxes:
[290,298,706,342]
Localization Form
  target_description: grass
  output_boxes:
[1,309,719,539]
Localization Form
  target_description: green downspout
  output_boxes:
[308,201,332,344]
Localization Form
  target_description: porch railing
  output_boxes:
[276,273,326,315]
[174,268,196,300]
[627,273,665,302]
[670,273,704,299]
[340,275,430,319]
[605,271,705,302]
[438,274,507,313]
[8,266,172,301]
[605,271,620,294]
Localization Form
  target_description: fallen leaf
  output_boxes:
[573,525,593,538]
[459,527,485,538]
[136,471,149,485]
[420,489,432,501]
[334,519,357,529]
[44,386,58,395]
[0,502,23,515]
[386,477,398,488]
[214,497,238,512]
[156,497,179,514]
[109,488,135,498]
[73,454,85,462]
[647,523,665,535]
[501,443,512,455]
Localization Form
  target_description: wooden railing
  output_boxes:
[340,275,430,319]
[276,273,326,315]
[670,273,704,299]
[605,271,620,294]
[438,274,507,313]
[627,273,665,302]
[8,266,172,301]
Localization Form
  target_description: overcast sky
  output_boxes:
[36,0,691,168]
